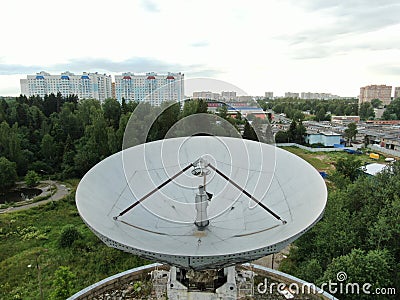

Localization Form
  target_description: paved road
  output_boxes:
[0,181,71,214]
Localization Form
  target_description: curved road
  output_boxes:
[0,181,71,214]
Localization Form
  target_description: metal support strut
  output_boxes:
[114,163,193,219]
[114,158,286,225]
[207,163,287,225]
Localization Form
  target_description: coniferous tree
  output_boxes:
[242,121,258,141]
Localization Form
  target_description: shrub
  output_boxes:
[50,266,75,299]
[25,170,40,187]
[59,225,81,248]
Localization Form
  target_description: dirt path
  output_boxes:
[0,181,71,214]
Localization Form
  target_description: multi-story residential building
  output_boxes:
[264,92,273,99]
[394,87,400,99]
[221,91,237,100]
[20,79,29,96]
[284,92,299,98]
[192,91,220,100]
[20,71,112,102]
[300,92,341,100]
[115,72,184,105]
[237,95,253,102]
[301,92,313,99]
[359,85,392,106]
[111,82,116,99]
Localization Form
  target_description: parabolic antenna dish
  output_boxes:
[76,136,327,270]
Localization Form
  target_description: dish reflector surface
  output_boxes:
[76,136,327,270]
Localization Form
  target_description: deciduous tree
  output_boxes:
[0,156,17,191]
[359,102,375,120]
[344,122,358,146]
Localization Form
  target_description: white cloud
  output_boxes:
[1,0,400,97]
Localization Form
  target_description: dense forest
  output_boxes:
[0,94,266,192]
[0,94,137,186]
[280,157,400,299]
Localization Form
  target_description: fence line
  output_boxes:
[276,143,400,157]
[275,143,346,152]
[367,145,400,158]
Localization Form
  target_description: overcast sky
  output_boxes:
[1,0,400,97]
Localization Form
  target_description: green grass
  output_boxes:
[281,147,333,170]
[0,190,149,300]
[281,146,390,172]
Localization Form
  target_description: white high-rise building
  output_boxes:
[300,92,341,100]
[264,92,273,99]
[20,79,29,96]
[115,72,184,105]
[20,71,113,102]
[285,92,300,98]
[221,91,237,100]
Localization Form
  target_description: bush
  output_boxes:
[25,170,40,187]
[50,266,75,299]
[59,225,81,248]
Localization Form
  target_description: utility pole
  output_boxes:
[29,249,47,300]
[36,253,43,300]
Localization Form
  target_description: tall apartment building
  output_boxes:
[359,85,392,106]
[221,91,237,100]
[285,92,299,98]
[115,72,184,105]
[20,71,112,102]
[264,92,273,99]
[111,82,116,99]
[394,87,400,99]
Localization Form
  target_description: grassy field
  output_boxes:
[281,146,389,172]
[0,188,149,300]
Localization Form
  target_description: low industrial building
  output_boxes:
[305,132,341,147]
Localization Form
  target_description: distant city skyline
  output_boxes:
[1,0,400,97]
[20,70,365,100]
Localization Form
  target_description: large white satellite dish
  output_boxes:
[76,136,327,270]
